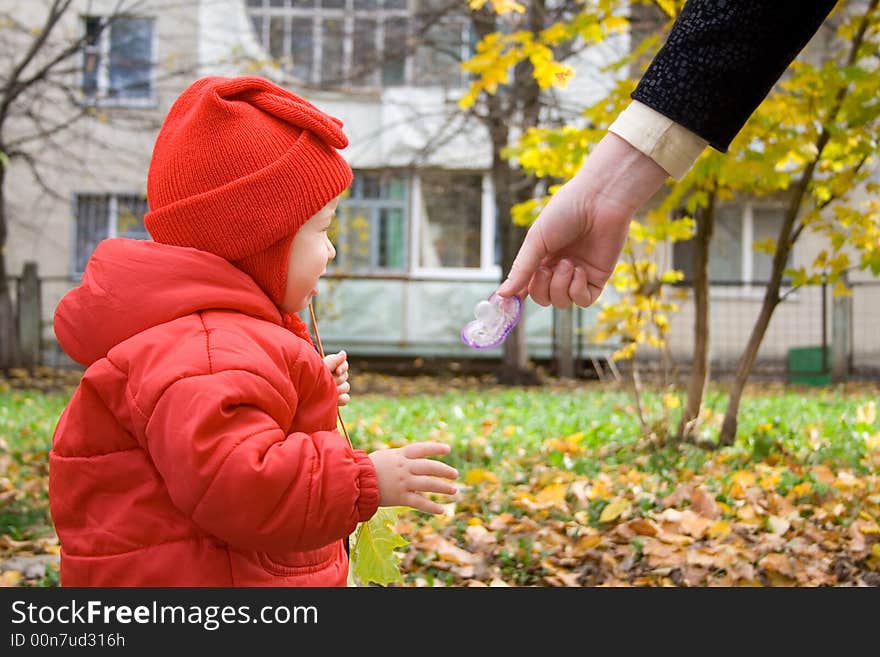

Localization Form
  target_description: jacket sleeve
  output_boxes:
[143,368,380,553]
[632,0,837,152]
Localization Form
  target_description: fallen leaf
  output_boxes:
[690,487,719,519]
[766,515,791,535]
[535,483,568,507]
[599,498,631,523]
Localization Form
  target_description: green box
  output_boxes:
[787,346,831,385]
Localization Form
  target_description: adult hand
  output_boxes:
[496,132,670,308]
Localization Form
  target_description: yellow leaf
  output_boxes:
[503,425,516,437]
[707,520,732,539]
[464,469,499,486]
[535,483,568,506]
[599,498,631,523]
[663,393,680,410]
[0,570,23,586]
[857,401,876,425]
[766,515,791,535]
[349,508,408,586]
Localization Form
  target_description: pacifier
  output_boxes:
[460,293,523,349]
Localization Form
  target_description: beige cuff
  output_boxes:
[608,100,708,180]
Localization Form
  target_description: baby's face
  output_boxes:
[280,196,339,313]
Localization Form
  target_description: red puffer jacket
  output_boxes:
[50,238,379,586]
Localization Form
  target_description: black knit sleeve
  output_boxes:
[631,0,838,152]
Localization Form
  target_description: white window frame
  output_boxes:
[410,170,500,280]
[81,15,157,107]
[246,0,410,89]
[245,0,472,90]
[670,201,795,300]
[332,170,410,272]
[72,192,150,277]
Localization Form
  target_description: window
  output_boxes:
[75,194,149,274]
[417,170,482,268]
[333,172,408,271]
[82,16,154,103]
[245,0,472,88]
[672,203,791,285]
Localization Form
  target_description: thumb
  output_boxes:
[496,231,546,299]
[323,350,346,369]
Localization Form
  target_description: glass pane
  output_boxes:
[386,175,406,200]
[109,18,152,99]
[382,18,406,86]
[361,173,381,199]
[268,16,285,60]
[247,0,264,7]
[82,17,101,98]
[354,0,378,8]
[335,205,374,270]
[672,237,695,282]
[269,0,287,7]
[710,206,743,282]
[415,18,466,87]
[322,0,346,8]
[385,0,407,8]
[292,0,315,6]
[290,18,313,82]
[419,171,481,268]
[352,19,377,86]
[321,19,344,84]
[249,15,264,43]
[378,208,405,269]
[753,207,790,283]
[116,196,150,239]
[75,195,109,274]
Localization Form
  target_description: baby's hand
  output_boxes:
[323,350,350,406]
[369,442,458,515]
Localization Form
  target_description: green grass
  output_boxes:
[344,384,878,477]
[0,387,70,540]
[1,382,877,541]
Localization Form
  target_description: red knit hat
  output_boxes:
[144,76,353,305]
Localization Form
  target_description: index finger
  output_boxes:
[496,231,548,299]
[402,441,451,459]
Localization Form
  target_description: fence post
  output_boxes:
[17,261,41,369]
[553,306,574,378]
[831,274,851,383]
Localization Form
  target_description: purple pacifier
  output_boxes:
[460,293,523,349]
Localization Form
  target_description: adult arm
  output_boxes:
[498,0,838,306]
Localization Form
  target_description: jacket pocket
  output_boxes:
[257,542,339,577]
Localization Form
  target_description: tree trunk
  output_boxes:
[719,191,802,446]
[475,3,543,385]
[678,193,715,440]
[0,165,20,371]
[718,0,872,445]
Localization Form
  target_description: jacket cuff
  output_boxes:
[353,449,380,521]
[608,100,708,180]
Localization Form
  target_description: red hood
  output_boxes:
[54,239,282,367]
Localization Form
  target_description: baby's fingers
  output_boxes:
[405,492,446,515]
[402,441,451,459]
[411,459,458,481]
[410,475,457,497]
